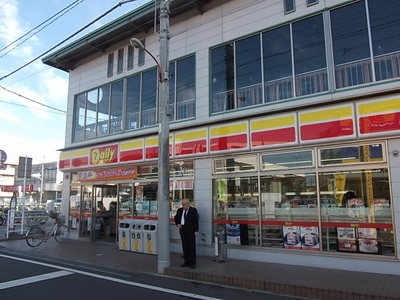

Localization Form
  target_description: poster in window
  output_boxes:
[300,226,319,250]
[337,227,357,252]
[358,239,379,254]
[283,226,301,249]
[226,224,241,245]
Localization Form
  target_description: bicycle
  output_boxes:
[0,213,7,226]
[25,211,70,247]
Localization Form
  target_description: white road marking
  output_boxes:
[0,270,72,290]
[0,254,222,300]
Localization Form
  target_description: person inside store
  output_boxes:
[174,199,199,269]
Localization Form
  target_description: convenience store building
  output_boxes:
[43,0,400,275]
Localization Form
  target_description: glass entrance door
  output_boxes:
[92,184,117,242]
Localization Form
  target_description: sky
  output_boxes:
[0,0,150,166]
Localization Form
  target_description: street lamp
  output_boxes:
[130,0,171,274]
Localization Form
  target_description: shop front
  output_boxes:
[67,161,194,243]
[213,142,394,257]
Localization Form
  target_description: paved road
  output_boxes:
[0,253,305,300]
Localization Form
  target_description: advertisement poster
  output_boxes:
[226,224,241,245]
[357,228,379,254]
[337,227,357,252]
[283,226,301,249]
[300,226,319,250]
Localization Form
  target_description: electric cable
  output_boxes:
[0,0,136,82]
[0,0,84,55]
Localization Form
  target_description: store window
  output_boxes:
[214,176,260,246]
[262,150,313,169]
[214,156,257,173]
[319,168,393,255]
[212,144,394,256]
[319,144,384,165]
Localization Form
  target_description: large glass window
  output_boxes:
[236,35,262,108]
[110,80,123,133]
[212,145,394,256]
[319,168,393,255]
[214,176,260,246]
[211,43,235,113]
[73,94,86,141]
[263,25,293,102]
[331,1,371,88]
[292,14,328,96]
[97,85,110,136]
[125,75,140,130]
[141,68,157,127]
[170,56,196,120]
[369,0,400,81]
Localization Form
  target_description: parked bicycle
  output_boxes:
[0,213,7,226]
[25,211,70,247]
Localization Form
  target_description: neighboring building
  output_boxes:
[0,163,17,205]
[14,162,62,203]
[43,0,400,275]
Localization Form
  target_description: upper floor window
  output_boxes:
[107,52,114,77]
[138,39,145,66]
[127,45,134,70]
[307,0,318,6]
[169,55,196,120]
[211,0,400,114]
[73,55,196,142]
[117,48,124,74]
[284,0,295,14]
[211,14,327,113]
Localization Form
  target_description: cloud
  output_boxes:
[0,131,63,165]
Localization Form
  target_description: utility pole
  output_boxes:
[157,0,171,274]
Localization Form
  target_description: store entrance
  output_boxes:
[92,184,117,243]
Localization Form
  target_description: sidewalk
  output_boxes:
[1,238,400,300]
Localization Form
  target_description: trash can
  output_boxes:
[130,219,144,253]
[214,228,226,262]
[143,220,157,255]
[118,219,132,251]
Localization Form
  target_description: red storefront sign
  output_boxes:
[2,185,34,192]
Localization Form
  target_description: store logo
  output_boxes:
[91,145,118,165]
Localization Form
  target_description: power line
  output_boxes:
[0,99,66,116]
[0,0,137,82]
[0,0,84,56]
[0,85,67,113]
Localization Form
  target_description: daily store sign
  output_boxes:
[91,144,118,165]
[77,166,138,181]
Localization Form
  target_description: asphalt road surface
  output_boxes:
[0,253,307,300]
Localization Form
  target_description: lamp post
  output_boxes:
[130,0,171,274]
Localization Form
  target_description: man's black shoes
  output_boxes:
[190,265,196,269]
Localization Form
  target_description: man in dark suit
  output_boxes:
[174,199,199,269]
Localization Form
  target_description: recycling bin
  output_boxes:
[118,219,132,251]
[130,219,144,253]
[143,220,157,255]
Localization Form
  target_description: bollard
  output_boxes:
[214,231,226,262]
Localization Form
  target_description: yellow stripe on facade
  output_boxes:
[120,140,144,150]
[71,149,89,158]
[300,106,353,124]
[145,137,158,147]
[59,152,70,160]
[358,98,400,115]
[251,115,295,131]
[175,129,207,142]
[210,123,247,137]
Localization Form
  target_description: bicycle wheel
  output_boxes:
[26,226,46,247]
[54,224,70,243]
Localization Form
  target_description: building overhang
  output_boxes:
[42,0,229,72]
